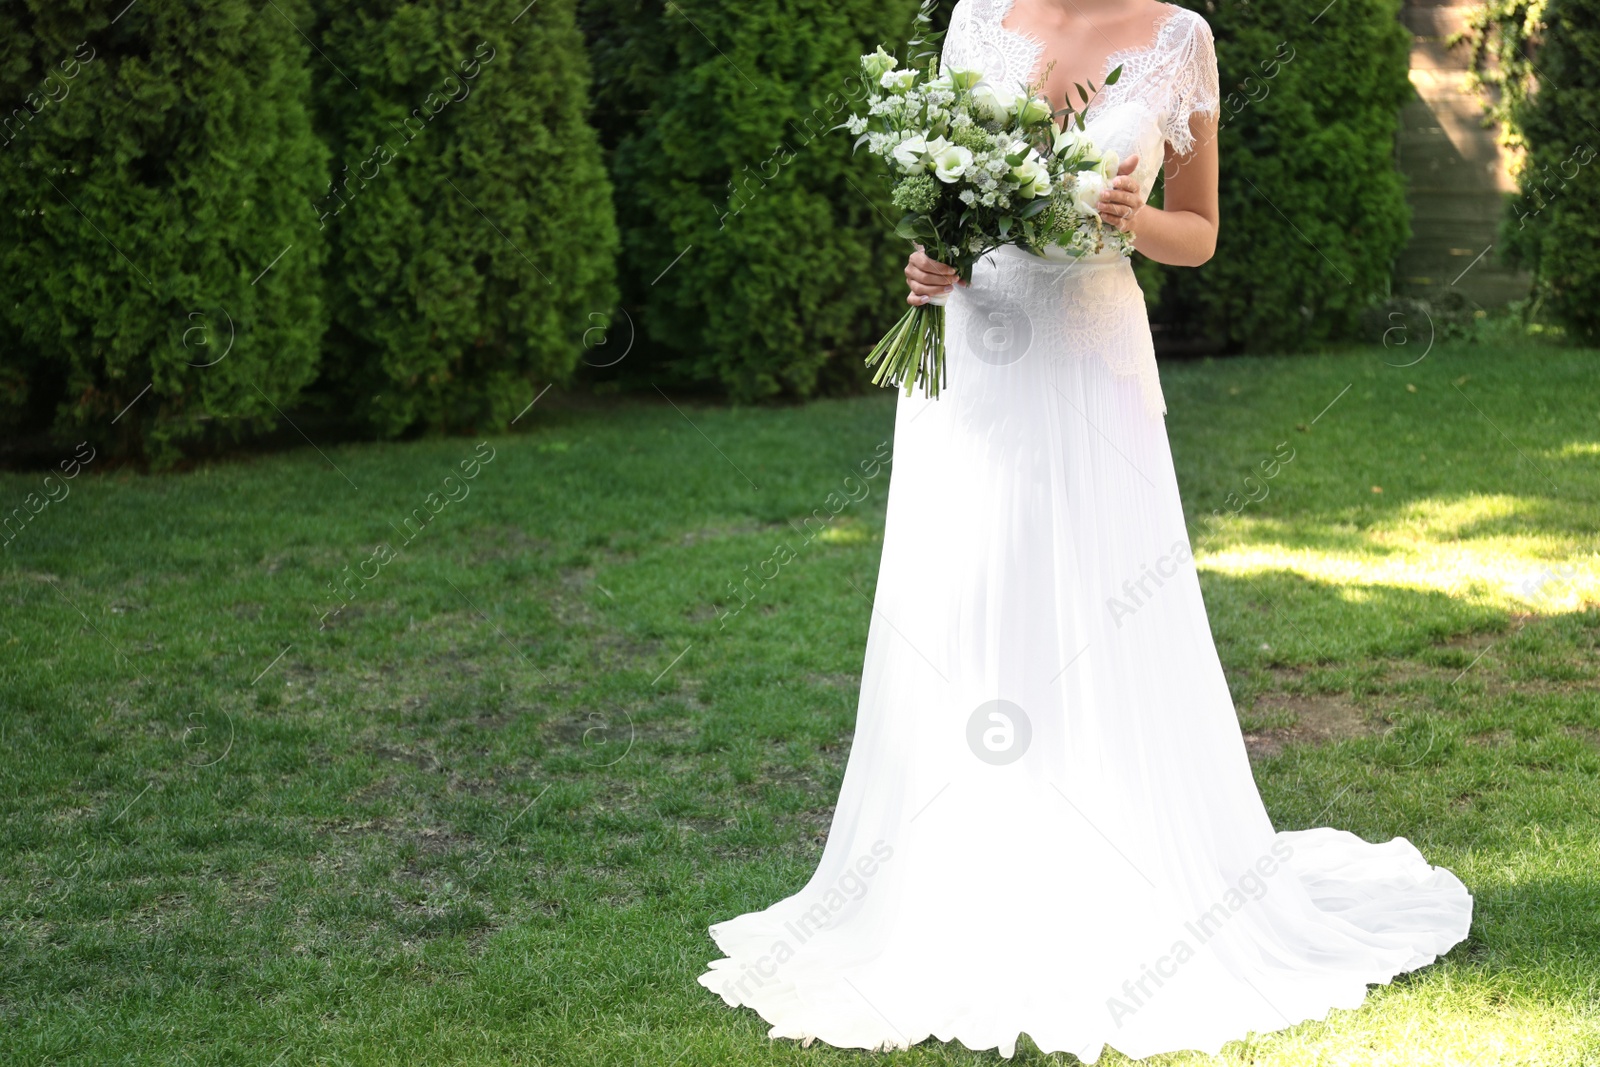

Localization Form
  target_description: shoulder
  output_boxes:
[1158,5,1215,50]
[952,0,1002,21]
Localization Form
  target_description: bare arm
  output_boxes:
[904,110,1221,301]
[1096,110,1219,268]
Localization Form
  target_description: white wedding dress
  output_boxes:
[698,2,1473,1059]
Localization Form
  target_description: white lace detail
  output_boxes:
[951,248,1167,419]
[942,0,1047,96]
[938,1,1214,421]
[942,1,1220,156]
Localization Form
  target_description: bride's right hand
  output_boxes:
[904,245,961,306]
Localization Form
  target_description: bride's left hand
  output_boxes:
[1097,153,1142,233]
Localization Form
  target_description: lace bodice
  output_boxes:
[933,1,1218,422]
[941,0,1220,204]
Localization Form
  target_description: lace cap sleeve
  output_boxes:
[940,0,969,71]
[1162,11,1220,156]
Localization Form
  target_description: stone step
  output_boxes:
[1406,192,1517,223]
[1398,91,1518,191]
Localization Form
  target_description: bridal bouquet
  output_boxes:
[847,47,1130,398]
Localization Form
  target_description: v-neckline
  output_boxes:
[996,0,1181,123]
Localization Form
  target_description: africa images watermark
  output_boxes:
[1,441,97,552]
[715,0,941,228]
[1106,838,1296,1027]
[313,41,497,229]
[713,839,896,1002]
[315,440,497,629]
[1105,538,1194,629]
[713,440,892,629]
[0,41,97,151]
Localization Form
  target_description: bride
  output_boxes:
[698,0,1473,1059]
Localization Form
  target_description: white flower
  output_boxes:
[1017,94,1052,126]
[1052,125,1087,158]
[932,143,974,183]
[959,188,977,204]
[970,80,1018,122]
[846,114,869,135]
[1012,155,1051,197]
[861,46,897,81]
[881,68,917,92]
[947,67,984,90]
[1097,149,1121,181]
[892,134,929,172]
[1072,171,1109,216]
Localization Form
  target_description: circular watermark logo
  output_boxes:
[580,307,636,368]
[963,298,1034,367]
[580,707,635,767]
[181,707,235,767]
[966,699,1032,765]
[182,308,235,368]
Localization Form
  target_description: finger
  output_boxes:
[906,265,956,288]
[906,275,955,296]
[1116,152,1139,176]
[910,251,958,278]
[906,284,952,305]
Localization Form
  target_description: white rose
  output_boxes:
[1012,156,1051,197]
[1072,171,1108,216]
[947,67,984,90]
[1017,95,1052,126]
[970,80,1018,122]
[1052,125,1087,158]
[1096,149,1120,181]
[893,135,928,172]
[880,68,917,92]
[932,144,974,183]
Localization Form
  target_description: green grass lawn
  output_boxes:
[3,334,1599,1065]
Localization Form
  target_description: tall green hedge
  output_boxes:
[582,0,921,400]
[1153,0,1414,351]
[1500,0,1600,341]
[311,0,617,437]
[0,0,328,464]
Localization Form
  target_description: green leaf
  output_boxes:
[1105,64,1122,85]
